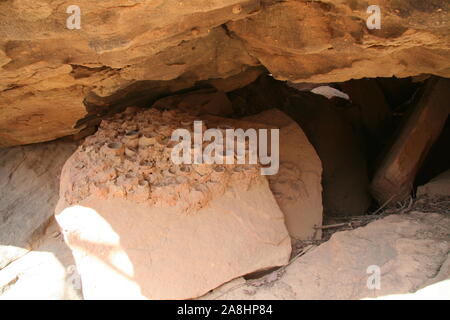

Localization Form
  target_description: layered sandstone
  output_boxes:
[1,0,449,146]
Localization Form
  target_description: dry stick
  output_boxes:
[399,196,414,214]
[281,244,316,269]
[314,222,352,230]
[371,194,396,216]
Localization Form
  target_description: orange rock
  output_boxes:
[55,107,291,299]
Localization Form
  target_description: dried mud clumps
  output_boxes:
[62,107,261,213]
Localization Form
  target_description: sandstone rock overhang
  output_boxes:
[1,0,449,147]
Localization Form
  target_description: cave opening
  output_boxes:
[77,72,448,220]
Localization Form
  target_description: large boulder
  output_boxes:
[1,0,450,147]
[0,139,78,269]
[55,107,291,299]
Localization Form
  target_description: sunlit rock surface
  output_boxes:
[1,0,449,146]
[202,211,450,300]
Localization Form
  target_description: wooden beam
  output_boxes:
[371,77,450,204]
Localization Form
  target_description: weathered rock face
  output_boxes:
[1,0,449,147]
[202,211,450,300]
[0,0,262,147]
[0,218,82,300]
[0,139,78,269]
[55,107,291,299]
[152,89,234,117]
[228,0,450,83]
